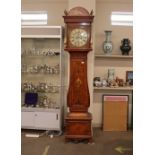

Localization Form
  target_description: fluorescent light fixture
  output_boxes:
[111,12,133,26]
[21,11,48,25]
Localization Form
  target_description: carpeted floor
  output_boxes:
[21,128,133,155]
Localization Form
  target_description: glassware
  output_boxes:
[21,64,27,73]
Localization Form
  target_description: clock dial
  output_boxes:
[70,29,88,47]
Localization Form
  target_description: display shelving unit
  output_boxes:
[21,26,64,132]
[93,52,133,128]
[94,53,133,91]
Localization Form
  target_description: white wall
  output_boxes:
[22,0,68,26]
[95,1,133,53]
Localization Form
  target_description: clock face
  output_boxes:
[70,28,88,47]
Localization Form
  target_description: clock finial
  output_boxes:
[90,10,93,16]
[64,9,68,16]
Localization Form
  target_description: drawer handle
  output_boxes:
[56,114,58,120]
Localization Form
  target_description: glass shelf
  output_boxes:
[21,91,60,94]
[21,53,60,57]
[21,72,60,75]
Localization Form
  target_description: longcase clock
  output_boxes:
[63,6,94,142]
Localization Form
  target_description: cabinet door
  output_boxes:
[34,112,60,130]
[21,112,35,128]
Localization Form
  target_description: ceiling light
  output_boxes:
[21,11,48,25]
[111,12,133,26]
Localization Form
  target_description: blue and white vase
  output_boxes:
[103,30,113,54]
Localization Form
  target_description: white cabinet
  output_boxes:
[21,26,64,131]
[21,108,61,130]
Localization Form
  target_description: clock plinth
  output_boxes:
[63,6,94,142]
[65,112,93,142]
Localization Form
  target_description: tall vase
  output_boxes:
[120,38,131,55]
[103,30,113,54]
[108,69,115,82]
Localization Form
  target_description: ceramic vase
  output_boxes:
[120,38,131,55]
[108,69,115,82]
[103,30,113,54]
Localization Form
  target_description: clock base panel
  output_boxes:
[65,112,93,143]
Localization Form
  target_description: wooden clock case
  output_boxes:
[63,7,94,142]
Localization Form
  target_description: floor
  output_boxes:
[21,128,133,155]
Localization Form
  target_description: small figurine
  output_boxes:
[102,78,107,87]
[94,77,102,87]
[116,77,125,87]
[109,79,118,87]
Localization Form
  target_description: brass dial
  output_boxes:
[70,28,88,47]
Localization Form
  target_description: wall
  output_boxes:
[95,0,133,53]
[22,0,68,26]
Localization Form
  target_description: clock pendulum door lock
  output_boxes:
[81,61,85,64]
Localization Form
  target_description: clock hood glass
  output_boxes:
[70,28,88,47]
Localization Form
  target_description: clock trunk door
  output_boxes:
[67,52,90,112]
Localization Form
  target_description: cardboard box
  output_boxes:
[103,95,128,131]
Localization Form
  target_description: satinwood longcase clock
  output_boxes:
[63,6,94,142]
